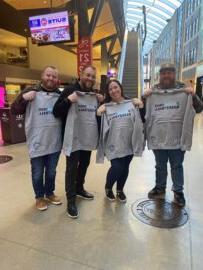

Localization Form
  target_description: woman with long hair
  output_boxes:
[97,80,144,202]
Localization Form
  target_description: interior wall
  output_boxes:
[28,37,104,87]
[28,38,77,79]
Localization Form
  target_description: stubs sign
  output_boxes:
[77,37,93,76]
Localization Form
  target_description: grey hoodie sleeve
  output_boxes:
[96,113,109,163]
[132,108,145,156]
[144,95,152,142]
[180,94,196,151]
[62,103,77,156]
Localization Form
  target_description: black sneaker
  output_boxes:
[67,200,78,219]
[148,186,166,199]
[76,189,94,200]
[105,189,116,201]
[174,192,186,207]
[116,191,127,203]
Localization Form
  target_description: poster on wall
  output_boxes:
[77,37,93,76]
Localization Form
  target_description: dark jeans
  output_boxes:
[153,149,185,192]
[65,150,91,200]
[30,151,61,199]
[105,155,133,191]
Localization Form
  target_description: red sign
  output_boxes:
[77,37,93,76]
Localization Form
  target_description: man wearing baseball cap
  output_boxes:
[143,63,203,207]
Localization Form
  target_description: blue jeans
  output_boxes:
[153,149,185,192]
[30,151,61,198]
[105,155,133,191]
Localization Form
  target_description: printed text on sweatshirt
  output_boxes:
[145,89,195,151]
[96,100,144,163]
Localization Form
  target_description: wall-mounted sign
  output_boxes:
[29,11,71,44]
[77,37,93,76]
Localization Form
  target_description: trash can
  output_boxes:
[0,108,26,144]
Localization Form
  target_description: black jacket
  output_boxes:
[11,84,60,115]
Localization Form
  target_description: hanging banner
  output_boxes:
[77,37,93,76]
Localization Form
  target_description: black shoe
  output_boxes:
[116,191,127,203]
[174,192,186,207]
[67,200,78,218]
[76,189,94,200]
[148,186,166,199]
[105,189,116,201]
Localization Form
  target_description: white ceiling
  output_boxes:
[125,0,184,53]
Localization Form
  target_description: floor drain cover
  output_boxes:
[131,199,188,228]
[0,155,13,164]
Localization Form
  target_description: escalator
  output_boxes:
[118,29,143,98]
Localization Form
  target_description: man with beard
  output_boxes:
[53,65,103,218]
[143,63,203,207]
[11,66,62,211]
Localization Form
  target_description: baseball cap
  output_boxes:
[159,63,176,73]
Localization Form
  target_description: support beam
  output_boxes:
[115,53,121,67]
[76,0,89,39]
[89,0,105,36]
[108,0,125,46]
[59,34,117,52]
[93,34,117,47]
[108,35,117,57]
[142,5,147,47]
[111,52,121,58]
[109,51,121,67]
[60,34,118,54]
[101,40,109,75]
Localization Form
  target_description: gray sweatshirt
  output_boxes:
[96,100,144,163]
[145,89,195,151]
[63,91,99,156]
[25,91,62,158]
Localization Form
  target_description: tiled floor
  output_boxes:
[0,114,203,270]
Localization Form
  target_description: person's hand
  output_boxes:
[67,92,78,103]
[22,91,36,101]
[96,94,104,103]
[143,89,152,97]
[97,104,106,116]
[184,86,195,96]
[132,98,143,108]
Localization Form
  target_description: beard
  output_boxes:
[81,80,94,90]
[42,80,57,90]
[160,78,175,89]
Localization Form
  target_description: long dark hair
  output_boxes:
[104,79,125,103]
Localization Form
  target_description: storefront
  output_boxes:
[0,83,6,108]
[5,77,39,106]
[0,77,39,144]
